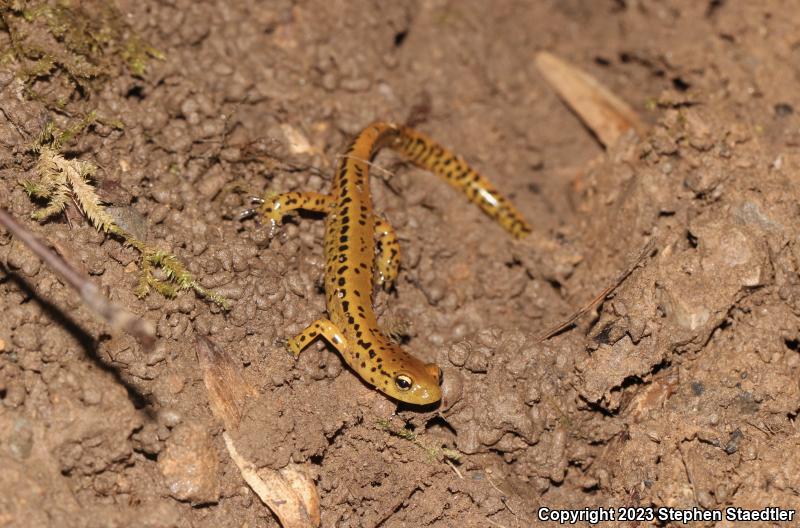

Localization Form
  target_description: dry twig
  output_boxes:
[539,239,656,341]
[0,208,155,349]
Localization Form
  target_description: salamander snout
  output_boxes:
[389,362,442,405]
[425,363,443,385]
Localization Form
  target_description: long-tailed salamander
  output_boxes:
[259,122,531,404]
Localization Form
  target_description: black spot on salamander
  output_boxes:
[338,245,348,251]
[341,215,350,224]
[371,367,377,372]
[358,219,366,225]
[338,255,346,263]
[341,196,352,205]
[309,331,317,338]
[353,322,360,330]
[340,225,349,234]
[380,370,390,377]
[337,277,345,286]
[348,316,355,324]
[299,335,306,342]
[337,265,348,274]
[359,262,368,269]
[368,350,376,359]
[339,235,348,243]
[376,357,383,362]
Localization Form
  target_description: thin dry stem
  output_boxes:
[0,208,155,350]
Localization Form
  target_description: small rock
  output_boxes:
[158,423,220,504]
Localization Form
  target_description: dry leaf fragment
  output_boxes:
[195,335,258,428]
[535,51,645,148]
[196,335,320,528]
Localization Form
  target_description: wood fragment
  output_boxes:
[535,51,646,148]
[196,335,320,528]
[223,434,320,528]
[195,335,258,428]
[539,239,656,341]
[279,465,321,527]
[0,208,155,350]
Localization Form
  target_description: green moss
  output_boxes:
[0,0,163,99]
[23,136,230,310]
[377,419,462,463]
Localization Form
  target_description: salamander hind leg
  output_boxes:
[373,215,400,290]
[258,191,333,230]
[288,318,349,357]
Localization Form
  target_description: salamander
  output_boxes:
[259,122,531,404]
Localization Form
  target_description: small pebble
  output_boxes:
[158,423,220,504]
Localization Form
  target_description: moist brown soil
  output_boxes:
[2,1,800,527]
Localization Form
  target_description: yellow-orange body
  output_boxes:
[260,122,531,404]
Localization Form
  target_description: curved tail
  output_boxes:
[389,124,532,239]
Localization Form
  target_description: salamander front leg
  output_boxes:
[373,215,400,290]
[288,318,349,357]
[258,191,333,231]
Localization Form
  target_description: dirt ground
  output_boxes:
[2,0,800,526]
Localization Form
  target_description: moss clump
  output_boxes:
[0,0,162,98]
[23,141,229,309]
[377,419,462,463]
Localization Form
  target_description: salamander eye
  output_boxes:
[395,374,413,391]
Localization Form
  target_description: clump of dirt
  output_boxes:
[2,0,800,527]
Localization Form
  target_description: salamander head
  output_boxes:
[379,350,442,405]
